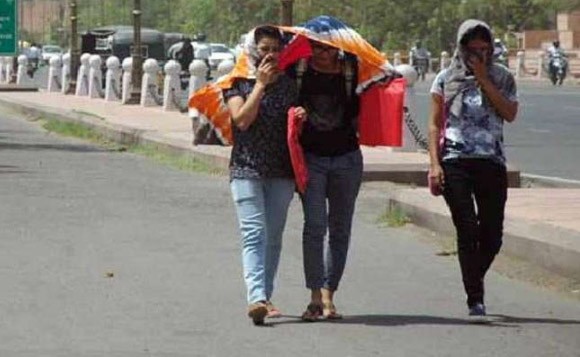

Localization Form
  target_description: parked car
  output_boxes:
[208,43,236,70]
[82,26,166,66]
[41,45,63,64]
[233,34,247,59]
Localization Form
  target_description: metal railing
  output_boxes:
[403,107,429,150]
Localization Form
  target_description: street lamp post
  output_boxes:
[127,0,142,104]
[280,0,294,26]
[67,0,79,94]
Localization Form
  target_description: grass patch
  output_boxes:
[42,119,121,149]
[41,118,225,175]
[130,144,225,175]
[377,206,411,227]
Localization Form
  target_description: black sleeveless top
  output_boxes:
[297,65,359,157]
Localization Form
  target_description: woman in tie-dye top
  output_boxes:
[428,19,518,319]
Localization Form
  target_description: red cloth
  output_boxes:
[287,107,308,194]
[278,35,312,70]
[358,77,406,146]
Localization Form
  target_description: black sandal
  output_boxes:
[301,303,323,322]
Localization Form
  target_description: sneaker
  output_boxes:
[469,303,486,316]
[468,303,488,323]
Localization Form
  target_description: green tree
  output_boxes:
[72,0,579,51]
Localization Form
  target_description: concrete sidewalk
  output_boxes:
[0,91,579,280]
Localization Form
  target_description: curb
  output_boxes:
[387,189,580,280]
[521,173,580,189]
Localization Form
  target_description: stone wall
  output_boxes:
[523,30,558,49]
[557,11,580,32]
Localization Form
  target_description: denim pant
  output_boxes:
[442,159,507,307]
[230,178,295,304]
[301,149,363,291]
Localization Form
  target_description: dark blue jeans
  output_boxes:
[301,149,363,291]
[442,159,507,307]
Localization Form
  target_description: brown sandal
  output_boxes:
[323,302,343,320]
[248,302,268,325]
[301,303,323,322]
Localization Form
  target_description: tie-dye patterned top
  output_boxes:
[430,67,517,165]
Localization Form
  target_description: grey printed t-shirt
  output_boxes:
[430,67,518,165]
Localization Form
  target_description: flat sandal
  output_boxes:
[323,302,343,320]
[301,303,323,322]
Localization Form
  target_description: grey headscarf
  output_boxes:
[444,19,505,118]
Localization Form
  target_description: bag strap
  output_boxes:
[343,59,354,100]
[295,58,308,93]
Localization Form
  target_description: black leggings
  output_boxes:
[442,159,507,307]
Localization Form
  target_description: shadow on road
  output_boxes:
[267,314,580,328]
[487,314,580,325]
[0,164,27,174]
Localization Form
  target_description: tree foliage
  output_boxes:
[70,0,578,52]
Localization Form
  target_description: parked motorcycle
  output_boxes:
[549,53,567,86]
[412,57,429,82]
[493,52,508,68]
[179,70,190,91]
[26,58,39,79]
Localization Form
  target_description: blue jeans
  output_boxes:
[230,178,295,304]
[301,149,363,291]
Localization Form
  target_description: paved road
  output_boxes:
[410,76,580,180]
[1,112,580,356]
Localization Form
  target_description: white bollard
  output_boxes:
[408,51,414,65]
[121,57,133,104]
[88,55,103,99]
[16,55,33,85]
[162,60,182,112]
[75,53,91,96]
[189,59,208,96]
[537,51,544,79]
[0,57,5,83]
[515,51,525,79]
[5,57,14,84]
[395,64,420,152]
[105,56,122,102]
[393,52,402,66]
[47,56,62,92]
[440,51,450,71]
[61,53,71,94]
[140,58,160,107]
[216,59,235,80]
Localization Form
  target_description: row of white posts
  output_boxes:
[389,50,549,79]
[391,51,453,72]
[0,53,236,112]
